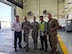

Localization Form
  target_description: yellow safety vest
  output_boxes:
[39,22,45,31]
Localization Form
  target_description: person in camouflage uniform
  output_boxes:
[22,16,31,51]
[48,13,59,54]
[31,16,39,50]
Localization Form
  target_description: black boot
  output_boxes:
[15,48,17,51]
[39,48,44,50]
[45,49,47,52]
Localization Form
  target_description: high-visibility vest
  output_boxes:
[39,22,45,31]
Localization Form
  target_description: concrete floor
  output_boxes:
[58,30,72,54]
[0,28,63,54]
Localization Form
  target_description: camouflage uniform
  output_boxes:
[31,21,39,49]
[22,21,31,50]
[48,18,59,53]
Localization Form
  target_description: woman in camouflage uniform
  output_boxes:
[31,16,39,50]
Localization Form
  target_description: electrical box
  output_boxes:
[66,19,72,32]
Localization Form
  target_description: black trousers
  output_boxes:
[14,31,22,48]
[40,36,48,50]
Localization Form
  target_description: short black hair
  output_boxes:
[15,15,19,17]
[39,16,43,18]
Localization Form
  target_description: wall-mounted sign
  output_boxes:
[7,0,23,9]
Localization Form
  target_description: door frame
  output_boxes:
[0,0,16,27]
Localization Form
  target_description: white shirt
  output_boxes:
[12,22,21,32]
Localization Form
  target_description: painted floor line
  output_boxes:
[57,35,69,54]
